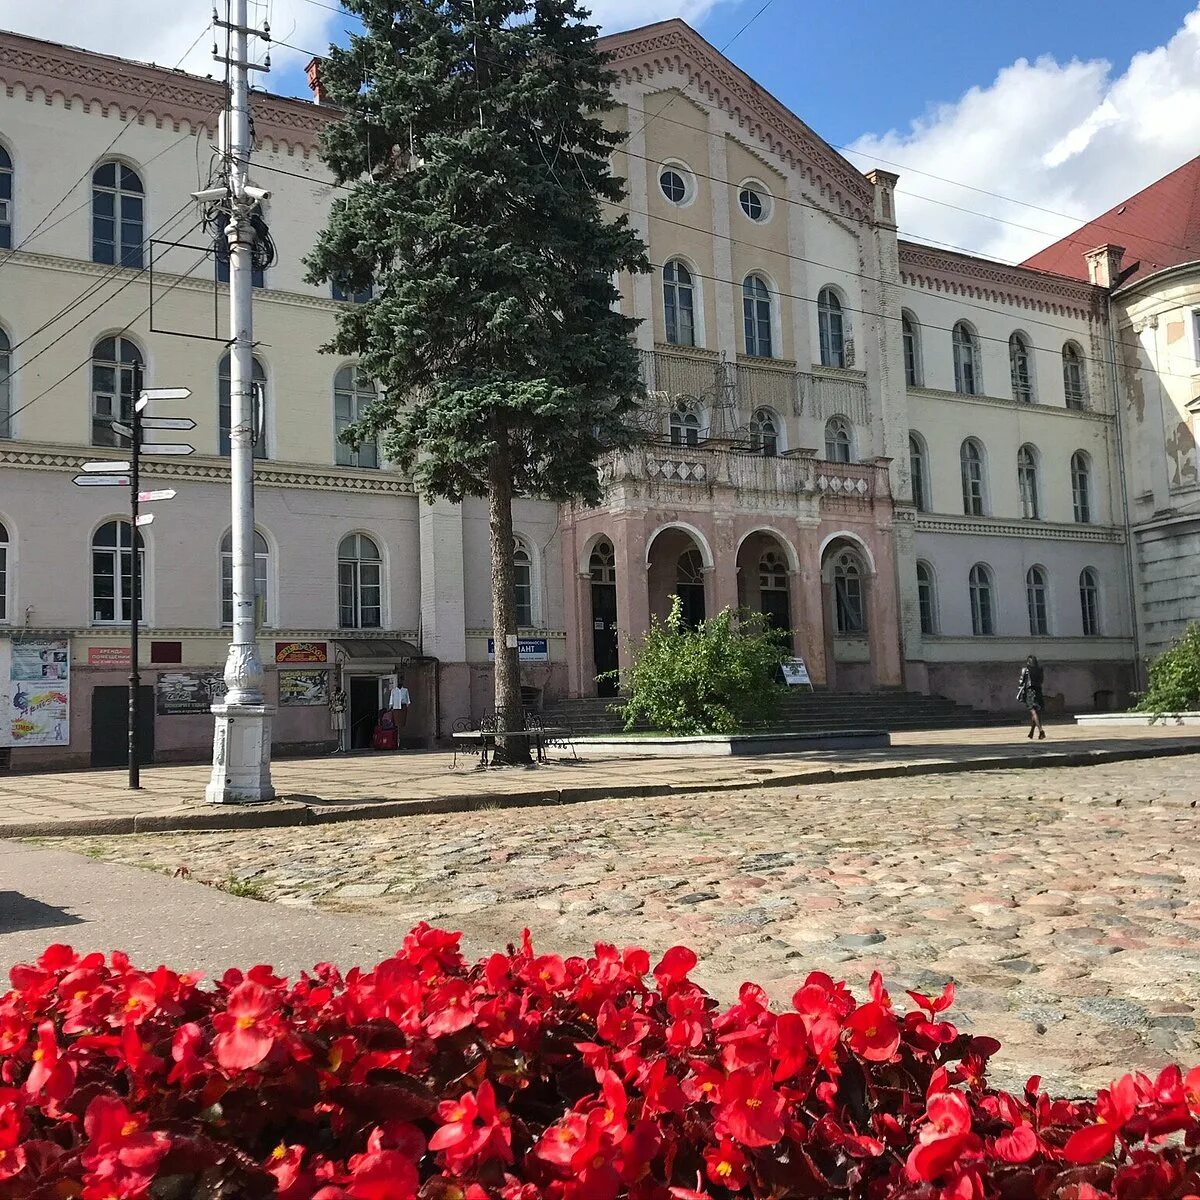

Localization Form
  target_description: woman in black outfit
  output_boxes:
[1018,655,1046,739]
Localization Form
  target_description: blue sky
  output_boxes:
[3,0,1198,261]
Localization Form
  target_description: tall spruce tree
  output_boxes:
[308,0,648,763]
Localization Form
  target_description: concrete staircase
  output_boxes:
[540,690,1005,737]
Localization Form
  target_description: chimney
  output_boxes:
[865,168,899,230]
[1084,243,1125,289]
[305,57,326,104]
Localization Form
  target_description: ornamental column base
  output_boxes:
[205,702,276,804]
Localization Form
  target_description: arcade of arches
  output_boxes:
[563,516,902,698]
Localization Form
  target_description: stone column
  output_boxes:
[613,516,650,678]
[794,524,828,686]
[866,538,903,688]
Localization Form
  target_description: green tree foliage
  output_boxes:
[1135,623,1200,714]
[307,0,648,760]
[618,599,789,735]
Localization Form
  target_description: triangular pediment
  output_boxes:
[598,20,875,222]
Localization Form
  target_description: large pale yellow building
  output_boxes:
[0,18,1190,768]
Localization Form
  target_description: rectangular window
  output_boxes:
[917,580,935,635]
[0,543,6,621]
[1193,310,1200,365]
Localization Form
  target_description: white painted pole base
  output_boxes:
[205,703,277,804]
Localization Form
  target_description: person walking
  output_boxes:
[1017,654,1046,739]
[388,676,412,732]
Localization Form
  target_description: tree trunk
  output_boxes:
[487,424,530,765]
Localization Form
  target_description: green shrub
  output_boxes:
[615,597,788,734]
[1135,623,1200,714]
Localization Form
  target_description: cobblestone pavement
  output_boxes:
[49,756,1200,1094]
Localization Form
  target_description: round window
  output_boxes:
[739,187,766,221]
[659,168,688,204]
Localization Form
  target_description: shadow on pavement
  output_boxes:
[0,891,84,935]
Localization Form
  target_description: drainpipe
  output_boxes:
[1103,292,1145,694]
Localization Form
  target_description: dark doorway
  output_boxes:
[348,676,380,749]
[760,588,790,630]
[592,582,619,696]
[90,686,154,768]
[676,547,706,629]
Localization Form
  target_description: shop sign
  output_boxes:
[275,641,328,664]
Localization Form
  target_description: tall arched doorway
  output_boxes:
[821,536,873,691]
[646,526,711,630]
[735,530,796,639]
[589,538,619,696]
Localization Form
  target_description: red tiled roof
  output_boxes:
[1021,153,1200,287]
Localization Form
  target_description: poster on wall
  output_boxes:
[1,638,71,747]
[486,638,550,663]
[279,669,329,706]
[156,671,226,716]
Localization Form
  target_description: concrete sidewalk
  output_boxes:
[3,723,1199,837]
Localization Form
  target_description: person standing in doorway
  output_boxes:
[329,687,347,753]
[1017,655,1046,740]
[389,675,412,735]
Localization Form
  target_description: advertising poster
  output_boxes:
[156,671,226,716]
[275,641,328,664]
[3,637,71,747]
[780,657,812,688]
[279,669,329,706]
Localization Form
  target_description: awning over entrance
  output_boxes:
[334,638,420,660]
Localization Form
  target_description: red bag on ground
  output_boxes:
[372,722,397,751]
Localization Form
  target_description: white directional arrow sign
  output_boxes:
[110,421,134,440]
[140,416,196,431]
[72,475,130,487]
[141,443,195,456]
[135,513,155,527]
[138,488,177,503]
[82,460,130,473]
[136,386,191,412]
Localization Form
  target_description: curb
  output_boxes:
[8,740,1200,840]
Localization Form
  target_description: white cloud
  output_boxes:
[846,5,1200,264]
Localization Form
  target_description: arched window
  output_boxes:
[91,336,142,448]
[220,530,270,626]
[0,327,10,439]
[1026,565,1049,636]
[0,145,11,249]
[334,365,379,468]
[833,549,865,634]
[824,415,852,463]
[677,548,704,585]
[760,549,787,592]
[675,546,706,628]
[1063,343,1087,409]
[960,438,986,515]
[668,400,702,446]
[742,275,773,358]
[1017,443,1040,520]
[218,353,267,458]
[337,533,382,629]
[909,432,928,512]
[952,322,979,395]
[817,287,845,368]
[1009,332,1034,403]
[589,540,616,583]
[750,407,780,456]
[915,561,937,635]
[901,312,921,387]
[92,161,143,267]
[513,537,534,628]
[92,519,144,624]
[1080,567,1101,636]
[0,519,8,622]
[1071,450,1092,523]
[662,260,695,347]
[968,563,994,636]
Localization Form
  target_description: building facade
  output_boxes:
[1,19,1190,769]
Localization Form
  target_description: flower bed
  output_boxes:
[2,928,1199,1199]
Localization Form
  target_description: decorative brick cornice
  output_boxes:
[600,21,874,223]
[0,443,414,495]
[898,241,1107,322]
[916,514,1123,543]
[0,31,330,157]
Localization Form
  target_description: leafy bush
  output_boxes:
[617,598,787,735]
[4,931,1200,1200]
[1135,623,1200,714]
